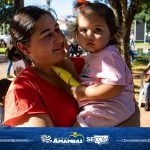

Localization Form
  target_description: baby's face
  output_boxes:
[77,13,111,53]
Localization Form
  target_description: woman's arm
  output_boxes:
[72,83,124,101]
[12,114,53,127]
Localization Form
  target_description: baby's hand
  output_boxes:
[71,85,86,101]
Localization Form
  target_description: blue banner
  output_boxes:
[0,127,150,150]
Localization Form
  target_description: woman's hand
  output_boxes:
[71,85,87,101]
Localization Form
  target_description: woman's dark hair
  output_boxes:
[10,6,57,63]
[5,44,22,61]
[0,78,11,103]
[73,2,119,45]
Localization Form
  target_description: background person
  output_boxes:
[4,6,79,127]
[6,60,13,78]
[71,1,135,127]
[5,44,26,77]
[143,62,150,111]
[130,32,135,50]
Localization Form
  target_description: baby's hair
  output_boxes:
[73,1,120,45]
[0,78,12,103]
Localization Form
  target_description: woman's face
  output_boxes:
[28,14,65,66]
[77,12,111,53]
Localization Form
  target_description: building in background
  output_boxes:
[133,20,147,43]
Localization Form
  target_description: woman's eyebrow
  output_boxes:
[40,24,59,35]
[40,29,50,35]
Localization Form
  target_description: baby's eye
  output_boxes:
[80,28,87,33]
[94,28,103,34]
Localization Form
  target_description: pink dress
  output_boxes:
[77,45,135,127]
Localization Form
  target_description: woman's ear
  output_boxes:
[17,42,30,55]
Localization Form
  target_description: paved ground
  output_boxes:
[0,54,150,127]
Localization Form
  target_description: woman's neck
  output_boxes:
[31,64,54,76]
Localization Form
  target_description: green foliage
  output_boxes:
[134,2,150,32]
[134,2,150,23]
[0,0,14,24]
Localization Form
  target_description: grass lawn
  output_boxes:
[135,42,149,46]
[0,47,6,54]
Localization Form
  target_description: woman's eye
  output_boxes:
[55,28,61,32]
[94,28,103,34]
[44,33,51,39]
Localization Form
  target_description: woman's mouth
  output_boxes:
[52,45,64,52]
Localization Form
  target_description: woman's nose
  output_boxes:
[54,31,64,43]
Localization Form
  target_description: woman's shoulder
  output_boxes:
[12,66,39,87]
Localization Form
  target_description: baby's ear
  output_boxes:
[17,42,30,55]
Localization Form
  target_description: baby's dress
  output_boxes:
[77,45,135,127]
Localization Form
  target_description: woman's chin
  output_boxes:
[56,52,66,62]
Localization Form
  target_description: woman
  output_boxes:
[4,6,80,127]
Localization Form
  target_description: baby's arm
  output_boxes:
[71,83,124,101]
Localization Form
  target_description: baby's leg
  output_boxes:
[77,104,131,127]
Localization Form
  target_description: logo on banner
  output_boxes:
[87,135,109,145]
[40,135,52,143]
[40,132,84,144]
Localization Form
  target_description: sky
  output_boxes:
[24,0,75,18]
[51,0,94,18]
[51,0,74,18]
[24,0,93,19]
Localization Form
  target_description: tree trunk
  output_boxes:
[108,0,146,70]
[13,0,24,12]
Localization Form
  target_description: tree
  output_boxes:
[0,0,24,24]
[13,0,24,12]
[103,0,149,69]
[0,0,14,24]
[134,2,150,33]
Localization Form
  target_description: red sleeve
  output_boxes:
[4,78,48,126]
[70,57,85,75]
